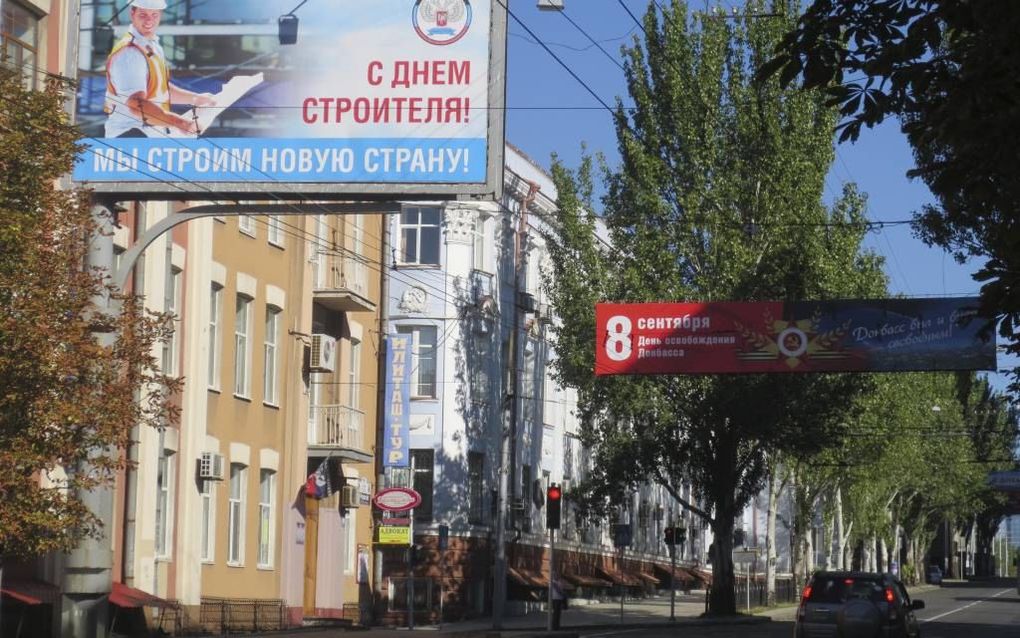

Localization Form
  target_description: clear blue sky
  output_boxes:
[502,0,1014,395]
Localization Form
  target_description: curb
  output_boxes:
[440,615,772,637]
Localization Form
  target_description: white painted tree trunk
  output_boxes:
[766,472,779,606]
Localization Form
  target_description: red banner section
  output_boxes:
[594,299,995,376]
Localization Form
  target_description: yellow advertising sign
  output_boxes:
[378,526,412,545]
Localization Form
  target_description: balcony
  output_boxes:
[313,252,376,313]
[308,404,372,463]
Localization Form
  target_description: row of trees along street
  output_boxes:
[1,0,1018,623]
[543,0,1019,616]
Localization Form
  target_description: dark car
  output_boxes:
[926,565,942,585]
[794,571,925,638]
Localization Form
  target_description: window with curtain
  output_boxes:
[228,463,246,565]
[267,216,284,246]
[396,325,437,398]
[263,307,280,405]
[208,284,222,390]
[200,479,215,562]
[347,339,361,409]
[162,267,182,376]
[155,449,175,558]
[257,469,276,568]
[234,295,252,397]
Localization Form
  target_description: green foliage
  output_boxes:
[545,0,886,615]
[762,0,1020,393]
[0,67,178,557]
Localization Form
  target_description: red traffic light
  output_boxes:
[548,485,562,501]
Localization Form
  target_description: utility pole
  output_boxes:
[494,183,539,629]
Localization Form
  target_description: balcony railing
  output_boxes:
[313,252,375,313]
[308,404,371,462]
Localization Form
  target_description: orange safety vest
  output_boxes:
[104,31,171,116]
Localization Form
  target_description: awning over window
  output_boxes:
[0,579,59,605]
[109,582,174,609]
[507,567,547,589]
[654,564,694,583]
[562,572,611,588]
[597,567,642,587]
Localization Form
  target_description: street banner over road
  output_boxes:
[595,298,995,376]
[73,0,506,199]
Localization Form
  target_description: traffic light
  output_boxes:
[546,483,562,530]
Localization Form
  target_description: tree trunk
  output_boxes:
[823,511,835,570]
[862,536,874,572]
[709,510,737,616]
[765,473,779,607]
[833,488,850,570]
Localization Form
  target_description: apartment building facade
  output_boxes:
[105,207,384,633]
[375,146,714,625]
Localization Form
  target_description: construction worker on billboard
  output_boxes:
[104,0,215,137]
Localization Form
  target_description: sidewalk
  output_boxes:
[256,594,772,638]
[252,583,948,638]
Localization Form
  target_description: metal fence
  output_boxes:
[198,597,287,634]
[732,578,798,608]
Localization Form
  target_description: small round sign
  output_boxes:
[373,487,422,512]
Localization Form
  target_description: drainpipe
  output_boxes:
[493,181,539,629]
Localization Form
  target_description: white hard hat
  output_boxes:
[131,0,167,9]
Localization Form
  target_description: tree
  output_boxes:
[545,1,886,614]
[0,68,177,561]
[760,0,1020,391]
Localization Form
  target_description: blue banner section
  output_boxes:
[383,335,412,469]
[789,297,996,372]
[73,137,487,183]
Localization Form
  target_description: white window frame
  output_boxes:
[397,325,438,399]
[344,509,356,574]
[162,267,182,377]
[155,449,175,560]
[398,206,441,266]
[267,215,284,247]
[257,469,276,569]
[227,463,247,566]
[234,295,252,398]
[208,284,222,391]
[263,306,280,406]
[200,479,216,563]
[472,214,488,272]
[238,215,256,237]
[346,338,361,409]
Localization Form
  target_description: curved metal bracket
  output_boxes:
[114,202,400,290]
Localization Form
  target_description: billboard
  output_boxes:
[383,334,412,468]
[73,0,506,198]
[595,298,996,376]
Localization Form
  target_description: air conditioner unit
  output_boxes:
[340,484,359,508]
[310,334,337,372]
[199,452,225,481]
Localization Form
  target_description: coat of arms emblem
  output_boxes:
[413,0,472,45]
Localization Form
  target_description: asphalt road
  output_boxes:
[573,579,1020,638]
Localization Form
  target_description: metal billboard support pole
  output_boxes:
[61,197,119,638]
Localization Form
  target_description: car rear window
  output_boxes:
[807,576,885,604]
